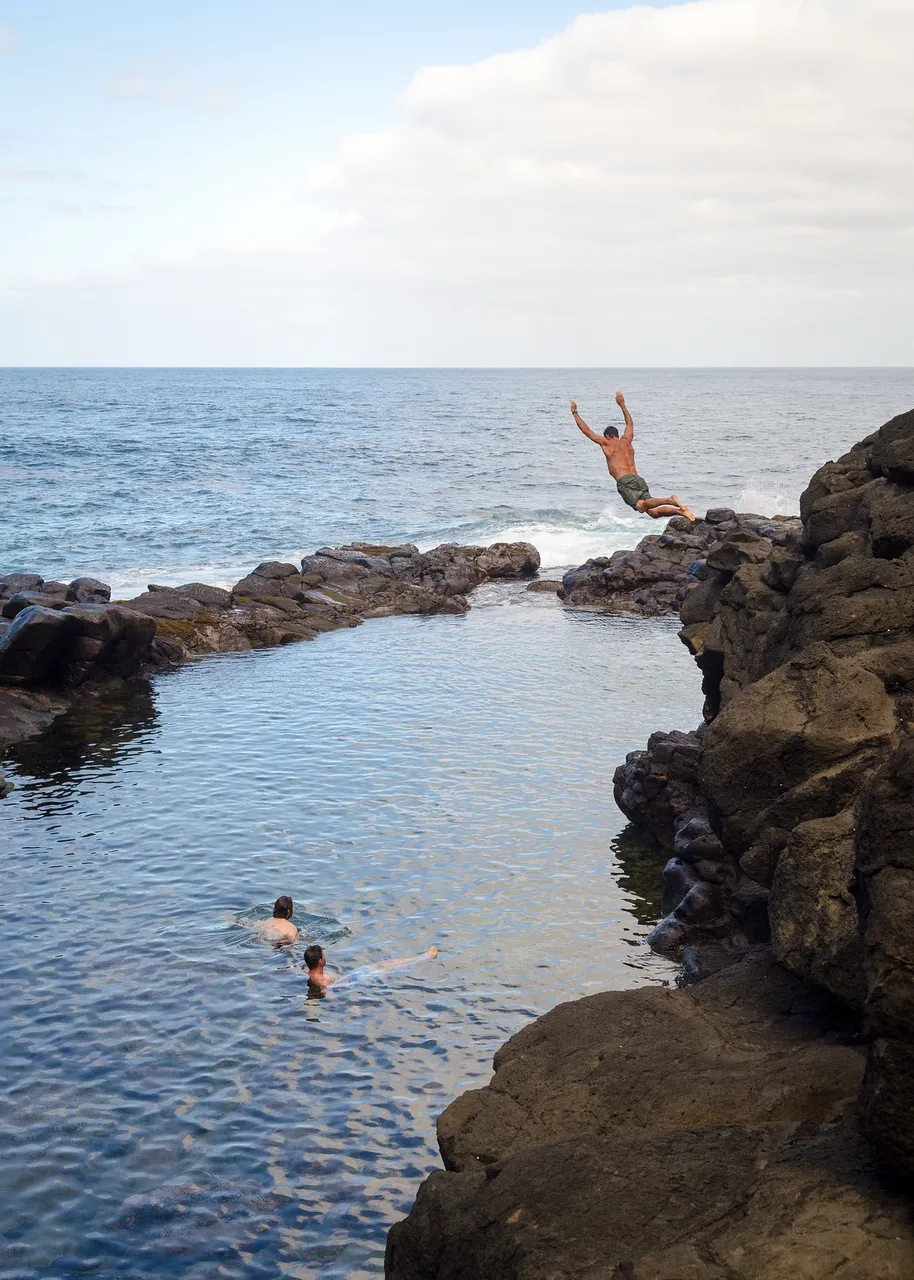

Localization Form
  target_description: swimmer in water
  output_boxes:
[261,896,298,944]
[305,943,439,990]
[305,943,334,988]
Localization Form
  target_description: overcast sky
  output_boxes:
[1,0,912,366]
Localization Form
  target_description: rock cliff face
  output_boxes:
[0,541,539,753]
[613,407,914,1180]
[387,408,914,1275]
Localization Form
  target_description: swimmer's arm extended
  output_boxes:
[569,399,603,445]
[615,391,634,440]
[372,946,439,975]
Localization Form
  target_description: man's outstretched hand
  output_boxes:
[569,399,577,413]
[615,391,626,407]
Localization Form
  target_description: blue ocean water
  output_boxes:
[4,367,914,593]
[2,369,913,1278]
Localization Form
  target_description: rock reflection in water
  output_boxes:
[610,825,671,925]
[5,681,158,793]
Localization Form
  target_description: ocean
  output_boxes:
[5,367,914,594]
[2,368,913,1278]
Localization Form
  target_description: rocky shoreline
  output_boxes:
[387,409,914,1277]
[7,418,914,1275]
[0,540,540,784]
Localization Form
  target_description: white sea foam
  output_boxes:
[105,508,665,596]
[418,507,643,572]
[735,485,796,518]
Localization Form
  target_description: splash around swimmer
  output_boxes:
[570,392,696,523]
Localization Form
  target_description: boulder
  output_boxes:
[0,573,45,599]
[0,606,78,686]
[613,728,705,851]
[387,1119,914,1280]
[388,955,914,1280]
[769,809,864,1009]
[118,590,202,620]
[173,583,232,609]
[2,591,67,619]
[66,576,111,604]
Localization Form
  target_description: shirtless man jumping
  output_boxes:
[570,393,695,522]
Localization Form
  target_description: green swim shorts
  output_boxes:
[616,473,651,509]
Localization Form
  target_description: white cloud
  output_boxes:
[303,0,914,361]
[3,0,914,364]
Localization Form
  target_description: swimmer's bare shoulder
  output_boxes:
[308,968,335,988]
[260,918,298,942]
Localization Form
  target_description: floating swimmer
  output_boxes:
[260,895,298,944]
[570,392,695,522]
[305,943,438,991]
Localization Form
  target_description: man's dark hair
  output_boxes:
[304,944,324,970]
[603,426,619,439]
[273,895,294,920]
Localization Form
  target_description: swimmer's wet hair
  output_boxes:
[304,944,324,971]
[603,426,619,438]
[273,895,294,919]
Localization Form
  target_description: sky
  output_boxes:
[1,0,912,366]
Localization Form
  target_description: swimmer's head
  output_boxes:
[304,944,324,971]
[603,425,619,439]
[273,895,294,920]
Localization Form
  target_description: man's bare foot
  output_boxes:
[680,506,696,522]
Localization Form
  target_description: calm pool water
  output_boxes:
[0,583,701,1278]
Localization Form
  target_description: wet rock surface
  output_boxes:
[559,510,800,616]
[0,541,539,752]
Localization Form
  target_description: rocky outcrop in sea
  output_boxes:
[559,509,800,615]
[387,408,914,1278]
[0,540,539,752]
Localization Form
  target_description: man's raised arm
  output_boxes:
[569,399,604,445]
[615,391,634,440]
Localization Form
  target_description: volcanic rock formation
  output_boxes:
[0,541,539,751]
[559,509,800,616]
[387,407,914,1276]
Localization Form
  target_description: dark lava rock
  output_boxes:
[387,954,914,1280]
[524,579,562,594]
[856,738,914,1180]
[175,582,233,609]
[0,573,45,599]
[611,404,914,1186]
[0,606,78,685]
[2,591,67,619]
[560,513,799,616]
[118,590,202,620]
[66,577,111,604]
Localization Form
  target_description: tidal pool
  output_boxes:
[0,584,702,1278]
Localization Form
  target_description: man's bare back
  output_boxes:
[569,392,695,522]
[260,895,298,944]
